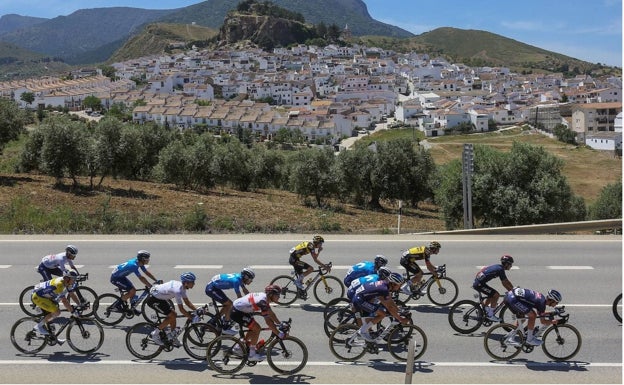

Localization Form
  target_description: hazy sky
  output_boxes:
[1,0,621,67]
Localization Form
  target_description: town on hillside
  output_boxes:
[1,43,622,153]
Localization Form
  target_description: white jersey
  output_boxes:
[233,292,271,314]
[149,280,187,304]
[41,252,72,271]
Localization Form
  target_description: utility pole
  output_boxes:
[462,143,474,229]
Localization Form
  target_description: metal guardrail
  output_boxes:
[414,219,622,235]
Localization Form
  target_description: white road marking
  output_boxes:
[547,266,594,269]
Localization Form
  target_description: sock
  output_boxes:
[527,329,534,339]
[358,321,371,334]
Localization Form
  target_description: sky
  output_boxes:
[0,0,621,67]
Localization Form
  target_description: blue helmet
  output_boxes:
[180,272,196,283]
[387,272,405,284]
[547,289,562,302]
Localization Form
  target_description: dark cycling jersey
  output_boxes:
[504,287,547,315]
[474,264,507,285]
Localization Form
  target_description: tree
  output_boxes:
[212,137,254,191]
[289,147,337,207]
[435,142,586,229]
[335,145,375,206]
[38,116,88,187]
[553,123,577,144]
[20,92,35,107]
[589,180,622,220]
[83,95,102,112]
[0,98,26,154]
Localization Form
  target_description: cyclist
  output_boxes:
[351,272,410,342]
[37,245,79,281]
[472,254,515,321]
[345,266,392,327]
[205,267,255,335]
[343,255,388,287]
[229,284,286,362]
[146,272,199,347]
[400,241,441,295]
[289,235,329,293]
[503,287,562,346]
[110,250,160,315]
[31,270,81,335]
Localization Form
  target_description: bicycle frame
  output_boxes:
[298,262,333,294]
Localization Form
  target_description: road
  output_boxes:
[0,234,621,384]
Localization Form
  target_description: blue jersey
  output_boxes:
[111,258,147,279]
[352,280,392,303]
[346,274,379,300]
[206,273,246,296]
[474,264,507,285]
[344,261,375,287]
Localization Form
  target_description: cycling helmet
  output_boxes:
[501,255,514,265]
[387,272,405,285]
[377,266,392,280]
[265,284,282,296]
[374,255,388,269]
[180,272,196,283]
[63,270,79,279]
[241,267,255,280]
[312,235,324,244]
[428,241,441,250]
[137,250,151,261]
[66,245,78,256]
[547,289,562,302]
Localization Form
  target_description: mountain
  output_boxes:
[159,0,412,38]
[0,14,48,34]
[0,8,175,64]
[0,41,70,79]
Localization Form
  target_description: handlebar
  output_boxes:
[319,262,333,275]
[278,318,292,333]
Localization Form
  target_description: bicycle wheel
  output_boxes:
[323,297,350,320]
[324,307,356,338]
[125,322,163,360]
[18,286,44,317]
[183,323,219,360]
[67,318,104,354]
[93,293,126,326]
[313,275,345,305]
[448,300,483,334]
[328,324,367,361]
[10,317,48,354]
[613,294,622,323]
[141,299,161,324]
[387,324,428,361]
[73,286,98,317]
[426,277,459,306]
[266,336,308,375]
[206,335,247,374]
[269,275,298,305]
[541,324,582,361]
[483,323,523,360]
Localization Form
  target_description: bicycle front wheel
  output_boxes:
[266,336,308,375]
[313,275,345,305]
[328,324,367,361]
[183,323,219,360]
[125,322,163,360]
[448,300,483,334]
[269,275,298,305]
[10,317,47,354]
[387,324,428,361]
[613,294,622,323]
[323,297,350,320]
[483,323,523,360]
[67,318,104,354]
[426,277,459,306]
[93,293,125,326]
[18,286,44,317]
[206,335,247,374]
[541,324,582,361]
[324,307,356,338]
[73,286,98,317]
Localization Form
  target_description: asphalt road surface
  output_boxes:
[0,234,621,384]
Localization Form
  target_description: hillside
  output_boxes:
[0,14,47,34]
[0,41,70,79]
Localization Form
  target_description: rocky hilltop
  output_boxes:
[218,14,315,50]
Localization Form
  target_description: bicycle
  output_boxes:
[93,286,154,326]
[18,273,98,317]
[206,318,308,375]
[483,306,582,361]
[323,297,408,338]
[448,291,511,334]
[10,303,104,355]
[328,307,427,362]
[393,264,459,306]
[125,304,219,361]
[613,293,622,323]
[269,262,345,305]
